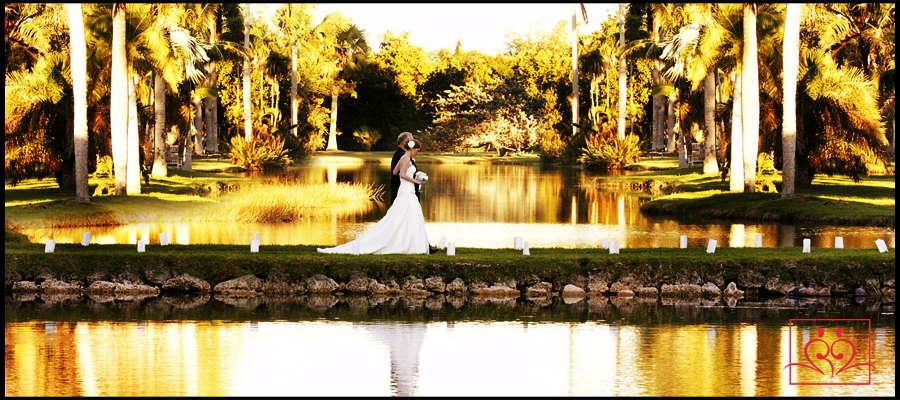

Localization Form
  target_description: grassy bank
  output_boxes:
[597,168,895,227]
[4,164,378,230]
[5,243,894,294]
[308,150,542,166]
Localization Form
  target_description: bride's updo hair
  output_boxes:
[406,139,422,150]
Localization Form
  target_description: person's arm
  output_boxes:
[396,155,423,185]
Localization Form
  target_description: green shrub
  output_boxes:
[578,134,643,170]
[224,134,293,171]
[91,155,116,196]
[353,125,381,151]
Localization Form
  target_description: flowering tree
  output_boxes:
[427,78,545,156]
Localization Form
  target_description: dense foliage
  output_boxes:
[224,133,291,171]
[4,3,895,194]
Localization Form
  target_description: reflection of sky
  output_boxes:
[5,319,894,396]
[19,163,895,249]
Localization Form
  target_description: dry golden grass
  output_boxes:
[217,181,382,223]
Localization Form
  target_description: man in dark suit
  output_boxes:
[390,132,417,204]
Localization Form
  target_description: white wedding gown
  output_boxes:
[317,165,429,254]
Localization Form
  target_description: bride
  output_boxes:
[317,139,430,254]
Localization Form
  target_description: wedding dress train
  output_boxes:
[317,165,429,254]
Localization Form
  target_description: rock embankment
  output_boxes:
[7,269,895,304]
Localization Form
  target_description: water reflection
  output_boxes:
[6,299,894,396]
[20,161,895,249]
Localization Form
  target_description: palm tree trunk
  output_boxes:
[126,71,141,194]
[741,3,759,193]
[69,3,89,202]
[205,17,218,154]
[204,62,217,153]
[193,94,204,155]
[703,72,719,174]
[617,3,626,140]
[243,10,252,141]
[571,4,579,138]
[716,69,727,162]
[781,3,801,198]
[110,3,128,196]
[677,101,688,168]
[291,38,298,136]
[326,91,339,150]
[152,73,167,176]
[651,16,663,151]
[730,70,744,191]
[666,94,676,152]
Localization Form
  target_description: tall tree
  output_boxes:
[151,72,167,176]
[322,19,369,151]
[666,93,677,152]
[571,4,588,138]
[741,3,759,192]
[703,71,718,174]
[110,3,128,195]
[126,69,140,193]
[781,3,801,198]
[69,3,89,201]
[651,10,664,151]
[243,4,252,141]
[617,3,627,140]
[276,4,311,137]
[730,70,744,191]
[202,4,221,154]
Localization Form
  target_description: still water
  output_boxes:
[5,294,895,396]
[22,159,894,249]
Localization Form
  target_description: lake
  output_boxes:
[4,293,894,396]
[20,159,895,250]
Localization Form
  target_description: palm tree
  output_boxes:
[781,3,801,198]
[110,3,128,195]
[275,4,314,139]
[126,67,140,194]
[617,3,627,140]
[201,4,221,154]
[729,70,744,191]
[321,18,369,151]
[571,4,588,138]
[151,72,167,176]
[243,4,252,141]
[702,71,718,174]
[69,3,89,201]
[741,3,759,193]
[651,8,665,151]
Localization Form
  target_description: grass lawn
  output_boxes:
[5,243,893,290]
[4,163,377,229]
[622,168,895,226]
[307,150,542,166]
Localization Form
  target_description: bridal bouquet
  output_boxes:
[414,171,428,184]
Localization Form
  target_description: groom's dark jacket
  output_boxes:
[390,148,420,204]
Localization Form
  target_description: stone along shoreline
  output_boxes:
[7,267,895,304]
